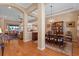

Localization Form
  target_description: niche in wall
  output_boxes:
[66,21,75,27]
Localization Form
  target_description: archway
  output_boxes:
[0,3,27,42]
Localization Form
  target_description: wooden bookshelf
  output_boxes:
[51,21,63,36]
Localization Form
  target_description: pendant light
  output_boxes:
[49,3,54,23]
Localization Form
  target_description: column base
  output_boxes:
[37,47,45,50]
[23,39,32,42]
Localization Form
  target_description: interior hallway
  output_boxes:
[3,39,66,56]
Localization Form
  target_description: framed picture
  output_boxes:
[66,21,75,27]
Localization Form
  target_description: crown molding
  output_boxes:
[46,7,79,19]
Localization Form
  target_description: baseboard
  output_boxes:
[23,39,32,42]
[46,44,72,56]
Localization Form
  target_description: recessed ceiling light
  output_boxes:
[8,6,11,9]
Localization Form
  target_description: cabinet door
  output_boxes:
[32,32,38,41]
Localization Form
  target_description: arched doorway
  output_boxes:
[0,3,27,42]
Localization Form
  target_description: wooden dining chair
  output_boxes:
[0,34,4,56]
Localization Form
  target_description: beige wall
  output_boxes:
[46,11,79,42]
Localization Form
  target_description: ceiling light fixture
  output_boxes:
[49,3,54,23]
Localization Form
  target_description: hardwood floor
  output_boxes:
[3,39,67,56]
[72,42,79,56]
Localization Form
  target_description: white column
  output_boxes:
[23,13,28,42]
[37,3,45,50]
